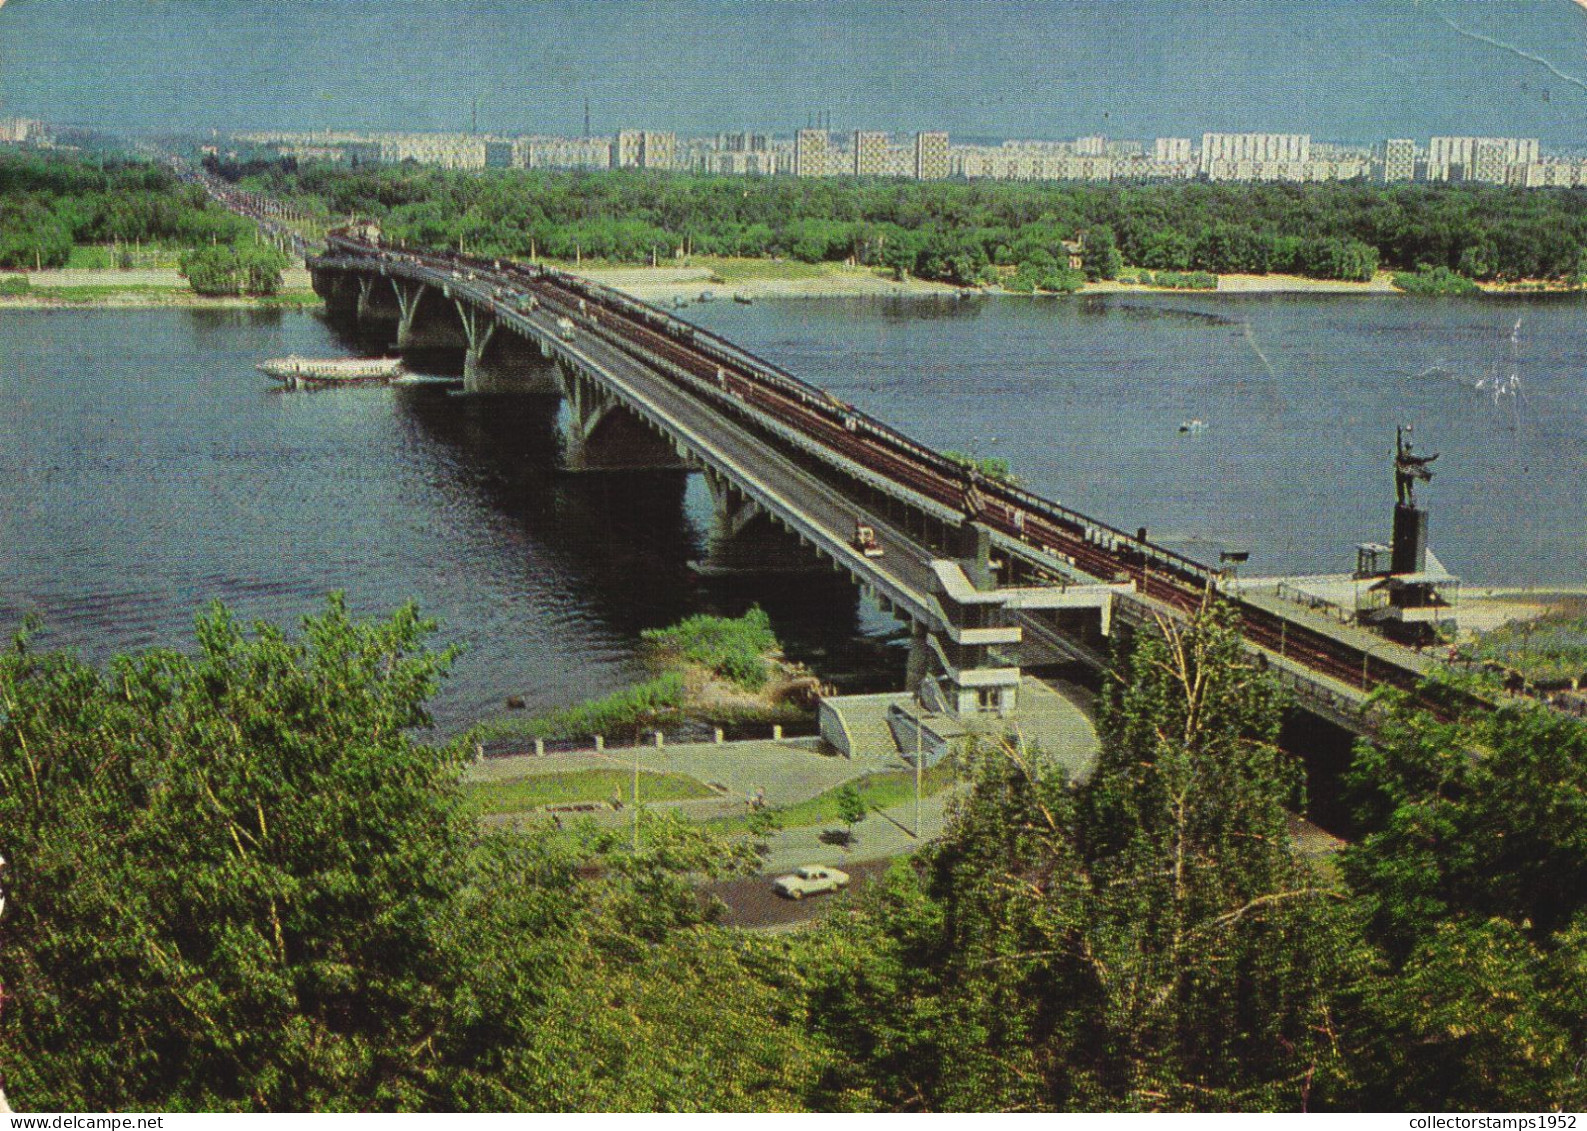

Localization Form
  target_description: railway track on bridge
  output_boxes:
[313,231,1491,723]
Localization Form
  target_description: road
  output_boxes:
[705,858,897,930]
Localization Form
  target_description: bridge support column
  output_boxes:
[393,280,467,350]
[394,280,427,349]
[559,361,691,472]
[356,275,378,321]
[457,303,497,393]
[458,310,559,395]
[694,469,828,575]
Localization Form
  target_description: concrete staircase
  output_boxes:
[818,692,908,759]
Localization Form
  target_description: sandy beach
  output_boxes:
[568,260,959,302]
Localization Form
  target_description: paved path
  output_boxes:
[471,736,894,806]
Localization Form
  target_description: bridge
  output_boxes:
[309,230,1472,734]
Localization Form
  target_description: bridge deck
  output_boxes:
[310,237,1493,725]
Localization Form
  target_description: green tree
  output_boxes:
[1082,225,1122,280]
[0,603,834,1112]
[180,242,289,297]
[179,244,243,295]
[0,598,469,1109]
[808,600,1370,1111]
[1340,691,1587,1110]
[834,784,867,837]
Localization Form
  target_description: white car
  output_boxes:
[772,865,851,900]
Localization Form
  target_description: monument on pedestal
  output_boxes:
[1357,425,1458,644]
[1392,424,1437,574]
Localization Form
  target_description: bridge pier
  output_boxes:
[695,469,830,575]
[558,361,691,472]
[457,303,497,392]
[312,269,360,318]
[356,274,399,324]
[394,280,467,350]
[460,314,559,395]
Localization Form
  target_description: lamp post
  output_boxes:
[914,712,923,839]
[632,740,641,852]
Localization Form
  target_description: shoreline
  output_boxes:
[5,262,1580,311]
[0,291,321,311]
[0,266,319,310]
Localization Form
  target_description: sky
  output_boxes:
[4,0,1587,144]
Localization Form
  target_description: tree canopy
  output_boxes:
[216,156,1587,285]
[4,597,1586,1111]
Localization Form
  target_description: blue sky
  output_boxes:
[4,0,1587,143]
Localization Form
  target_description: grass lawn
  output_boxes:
[709,763,960,834]
[465,768,717,816]
[1469,604,1587,684]
[66,244,185,270]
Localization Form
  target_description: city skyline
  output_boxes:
[204,122,1585,189]
[7,0,1587,145]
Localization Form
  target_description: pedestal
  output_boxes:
[1391,504,1428,575]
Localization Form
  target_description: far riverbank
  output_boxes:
[0,266,318,310]
[2,262,1575,309]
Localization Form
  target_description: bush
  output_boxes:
[1150,270,1217,290]
[641,607,779,691]
[1393,265,1480,295]
[0,275,31,295]
[472,673,689,744]
[179,241,289,296]
[943,451,1013,482]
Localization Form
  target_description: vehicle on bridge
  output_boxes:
[556,316,576,341]
[772,865,850,900]
[853,521,885,558]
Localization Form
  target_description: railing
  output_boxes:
[311,232,1490,719]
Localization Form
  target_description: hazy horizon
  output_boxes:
[4,0,1587,145]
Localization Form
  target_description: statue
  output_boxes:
[1394,424,1437,507]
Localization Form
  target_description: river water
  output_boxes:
[1,295,1582,729]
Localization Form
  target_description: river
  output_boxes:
[1,294,1581,729]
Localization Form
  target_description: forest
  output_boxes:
[0,152,260,271]
[1,598,1583,1113]
[216,156,1587,288]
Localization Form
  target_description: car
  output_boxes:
[853,522,885,558]
[772,865,851,900]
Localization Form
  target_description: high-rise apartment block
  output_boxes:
[376,134,487,169]
[1153,137,1193,163]
[613,129,676,170]
[719,131,768,153]
[914,131,950,180]
[795,128,830,177]
[853,130,889,176]
[1200,132,1310,174]
[1428,136,1539,183]
[513,135,613,170]
[1376,138,1416,183]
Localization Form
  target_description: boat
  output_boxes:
[257,355,405,390]
[733,291,754,304]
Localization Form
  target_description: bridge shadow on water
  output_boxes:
[385,372,904,698]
